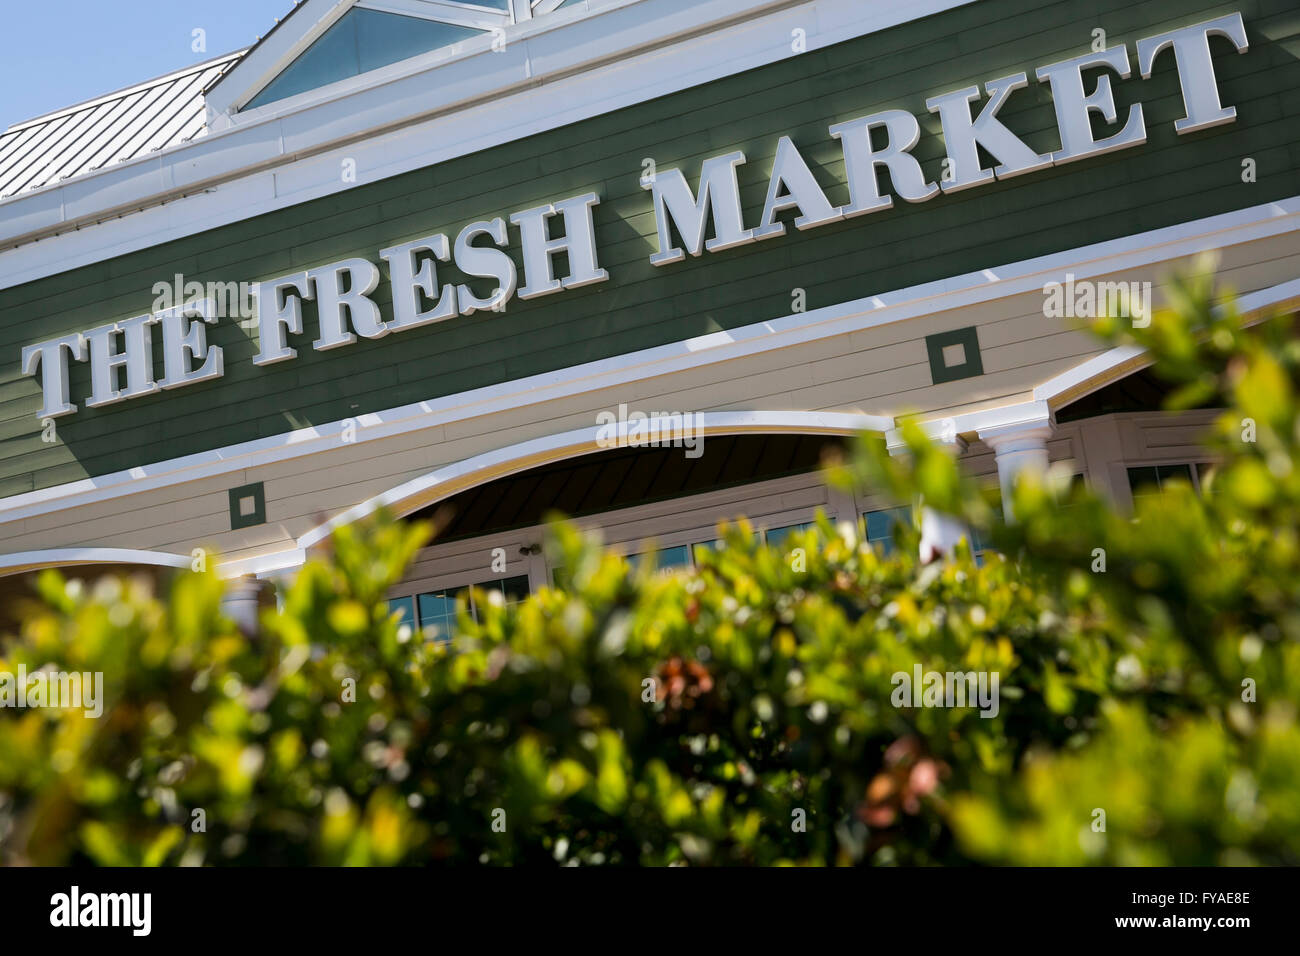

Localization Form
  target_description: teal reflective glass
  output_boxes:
[387,596,415,632]
[246,9,483,109]
[417,589,461,643]
[628,546,690,571]
[764,523,812,549]
[865,507,910,554]
[656,545,690,570]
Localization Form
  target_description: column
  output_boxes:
[221,574,265,636]
[978,419,1054,522]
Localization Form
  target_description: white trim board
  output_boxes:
[0,547,192,577]
[1034,277,1300,408]
[0,544,305,580]
[0,197,1296,530]
[0,0,976,286]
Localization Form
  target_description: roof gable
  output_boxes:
[206,0,577,118]
[245,7,486,110]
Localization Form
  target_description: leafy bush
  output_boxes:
[1,266,1297,865]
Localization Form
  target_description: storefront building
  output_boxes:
[1,0,1297,633]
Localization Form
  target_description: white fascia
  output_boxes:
[356,0,512,32]
[1033,275,1300,409]
[0,547,192,578]
[887,401,1055,453]
[217,548,310,579]
[0,0,977,283]
[0,197,1296,529]
[0,544,305,580]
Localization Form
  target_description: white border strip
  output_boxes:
[1,197,1296,528]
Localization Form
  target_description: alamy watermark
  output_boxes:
[0,665,103,718]
[1043,274,1150,327]
[50,886,150,936]
[891,664,1000,718]
[152,273,258,322]
[595,403,704,459]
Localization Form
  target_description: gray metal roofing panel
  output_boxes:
[0,125,44,179]
[17,100,131,193]
[111,77,193,160]
[137,72,217,154]
[0,53,243,201]
[80,81,180,172]
[0,113,95,196]
[37,99,140,186]
[0,114,78,187]
[42,91,159,183]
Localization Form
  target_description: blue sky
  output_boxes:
[0,0,294,129]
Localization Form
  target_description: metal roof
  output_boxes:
[0,51,244,201]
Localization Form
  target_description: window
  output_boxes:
[387,596,416,639]
[864,507,911,555]
[968,499,1004,565]
[417,587,467,643]
[1055,472,1088,504]
[1127,463,1198,499]
[392,574,531,644]
[862,504,1001,561]
[692,531,761,563]
[626,545,690,572]
[764,522,814,549]
[246,8,484,109]
[478,574,531,608]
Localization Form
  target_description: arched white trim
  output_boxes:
[296,409,892,549]
[0,548,192,578]
[0,545,311,581]
[1034,277,1300,411]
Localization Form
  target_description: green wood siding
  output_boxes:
[1,0,1298,497]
